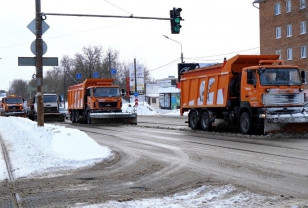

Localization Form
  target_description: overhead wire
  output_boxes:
[103,0,132,15]
[150,58,180,72]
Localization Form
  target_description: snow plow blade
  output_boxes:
[35,113,65,123]
[89,112,137,125]
[264,111,308,134]
[1,112,26,117]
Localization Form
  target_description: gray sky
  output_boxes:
[0,0,260,91]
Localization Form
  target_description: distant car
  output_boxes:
[59,107,69,119]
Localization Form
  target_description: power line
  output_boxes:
[103,0,132,15]
[188,47,260,59]
[150,58,180,72]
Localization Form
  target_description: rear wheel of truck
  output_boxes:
[200,111,212,131]
[239,112,252,134]
[71,111,75,123]
[86,111,91,124]
[189,110,200,130]
[74,110,79,123]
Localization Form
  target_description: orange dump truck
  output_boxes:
[0,95,26,117]
[180,55,308,134]
[68,78,137,124]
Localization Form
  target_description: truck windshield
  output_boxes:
[94,87,120,97]
[259,68,302,86]
[43,95,57,103]
[4,98,23,104]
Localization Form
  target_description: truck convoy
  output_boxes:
[180,54,308,134]
[27,93,65,122]
[67,78,137,124]
[0,95,26,117]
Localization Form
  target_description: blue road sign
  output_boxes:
[93,72,99,78]
[134,92,139,97]
[76,73,82,79]
[111,68,117,74]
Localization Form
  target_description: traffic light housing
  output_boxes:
[170,7,182,34]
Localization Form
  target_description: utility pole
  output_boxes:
[36,0,44,126]
[109,53,112,79]
[134,58,137,95]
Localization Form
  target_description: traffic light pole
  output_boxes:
[41,12,173,21]
[36,0,44,126]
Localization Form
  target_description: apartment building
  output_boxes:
[255,0,308,70]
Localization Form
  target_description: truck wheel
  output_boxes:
[189,110,200,130]
[240,112,252,134]
[200,111,212,131]
[74,111,79,123]
[86,111,91,124]
[71,111,76,123]
[229,77,240,97]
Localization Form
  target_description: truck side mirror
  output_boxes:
[301,71,307,84]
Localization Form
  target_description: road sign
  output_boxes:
[30,40,47,55]
[134,92,139,97]
[93,72,99,78]
[111,68,117,74]
[27,19,50,35]
[76,73,82,79]
[18,57,58,66]
[135,97,138,106]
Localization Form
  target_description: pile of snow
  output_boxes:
[0,117,112,179]
[122,102,158,115]
[77,184,299,208]
[122,102,188,116]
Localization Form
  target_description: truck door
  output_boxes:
[242,69,258,106]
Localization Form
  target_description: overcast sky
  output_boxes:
[0,0,260,91]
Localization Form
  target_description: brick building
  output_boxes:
[254,0,308,70]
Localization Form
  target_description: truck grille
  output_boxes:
[263,93,302,105]
[8,106,21,110]
[99,102,117,108]
[44,107,58,113]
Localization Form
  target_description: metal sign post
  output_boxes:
[35,0,44,126]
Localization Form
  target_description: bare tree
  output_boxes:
[9,79,29,99]
[17,45,152,101]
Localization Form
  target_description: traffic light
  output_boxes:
[170,7,182,34]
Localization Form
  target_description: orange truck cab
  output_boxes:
[68,79,137,124]
[0,95,26,117]
[180,55,308,134]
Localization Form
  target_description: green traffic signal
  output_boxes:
[170,7,182,34]
[174,17,180,23]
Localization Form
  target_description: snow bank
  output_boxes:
[77,184,286,208]
[0,117,112,179]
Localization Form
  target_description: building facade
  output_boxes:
[257,0,308,70]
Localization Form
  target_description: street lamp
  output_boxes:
[163,35,184,63]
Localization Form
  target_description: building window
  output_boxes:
[276,50,282,60]
[300,0,306,9]
[287,48,293,60]
[301,46,307,58]
[300,21,307,34]
[286,0,292,12]
[276,26,282,39]
[286,24,293,37]
[275,2,281,15]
